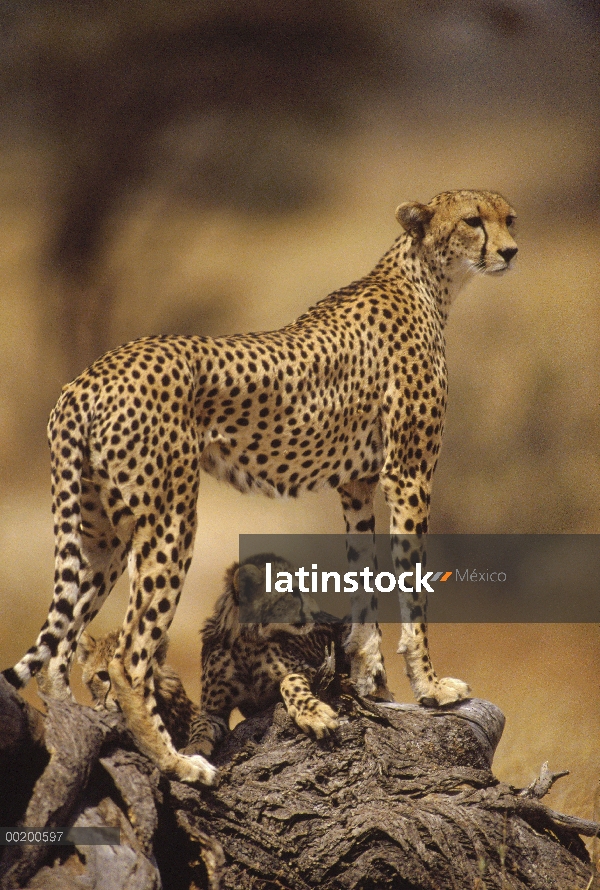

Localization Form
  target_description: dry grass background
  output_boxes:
[0,0,598,836]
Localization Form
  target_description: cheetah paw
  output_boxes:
[419,676,471,708]
[181,739,214,758]
[174,753,218,785]
[292,701,339,739]
[347,637,388,699]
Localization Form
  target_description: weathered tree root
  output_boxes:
[1,675,597,889]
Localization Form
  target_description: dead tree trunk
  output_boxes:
[0,674,597,890]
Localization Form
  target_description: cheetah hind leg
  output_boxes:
[108,657,217,785]
[39,538,129,700]
[4,481,130,701]
[280,673,338,738]
[183,713,229,758]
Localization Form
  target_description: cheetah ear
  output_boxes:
[77,631,96,664]
[235,564,265,606]
[395,202,434,240]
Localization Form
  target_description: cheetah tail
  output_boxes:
[3,384,93,689]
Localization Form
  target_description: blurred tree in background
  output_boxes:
[1,0,597,369]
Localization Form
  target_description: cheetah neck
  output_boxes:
[376,232,476,327]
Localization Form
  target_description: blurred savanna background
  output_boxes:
[0,0,598,835]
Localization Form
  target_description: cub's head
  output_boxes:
[396,189,517,277]
[77,630,119,710]
[78,629,169,710]
[235,553,329,637]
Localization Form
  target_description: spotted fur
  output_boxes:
[78,630,197,751]
[186,554,348,756]
[78,556,348,759]
[3,189,517,783]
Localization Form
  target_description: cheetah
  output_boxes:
[186,553,345,757]
[3,189,517,784]
[77,630,197,751]
[78,555,344,761]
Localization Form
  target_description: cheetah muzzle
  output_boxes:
[3,189,517,782]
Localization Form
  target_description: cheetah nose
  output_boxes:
[498,246,518,264]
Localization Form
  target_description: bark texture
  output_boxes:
[0,675,596,890]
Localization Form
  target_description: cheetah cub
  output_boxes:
[4,190,517,784]
[78,630,197,751]
[185,554,346,757]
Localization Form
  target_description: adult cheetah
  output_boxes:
[3,189,517,783]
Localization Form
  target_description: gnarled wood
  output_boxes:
[0,682,596,890]
[0,676,45,755]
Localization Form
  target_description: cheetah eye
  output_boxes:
[464,216,482,228]
[96,670,110,682]
[506,215,515,227]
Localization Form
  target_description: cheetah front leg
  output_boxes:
[280,673,338,738]
[379,463,470,707]
[392,534,470,706]
[338,480,390,699]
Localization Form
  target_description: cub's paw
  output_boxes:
[290,700,339,738]
[173,753,218,786]
[182,739,214,758]
[420,676,471,708]
[183,714,228,759]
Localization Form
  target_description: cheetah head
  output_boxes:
[396,189,517,280]
[78,629,169,711]
[235,554,328,636]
